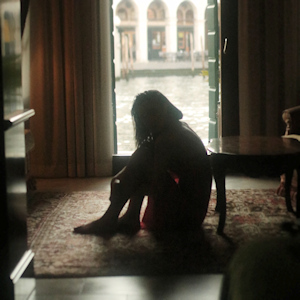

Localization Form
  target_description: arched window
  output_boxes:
[117,8,128,21]
[186,10,194,24]
[177,1,194,25]
[116,0,136,22]
[177,10,183,23]
[115,0,137,64]
[147,1,165,21]
[147,1,167,60]
[177,2,195,53]
[147,9,156,21]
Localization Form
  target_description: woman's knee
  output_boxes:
[125,147,153,181]
[130,146,153,166]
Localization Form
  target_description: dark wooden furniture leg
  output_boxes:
[210,155,227,234]
[284,169,294,213]
[297,167,300,219]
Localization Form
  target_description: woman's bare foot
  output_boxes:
[74,217,118,236]
[117,214,141,235]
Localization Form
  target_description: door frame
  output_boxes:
[207,0,220,140]
[220,0,239,137]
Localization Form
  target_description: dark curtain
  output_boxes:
[239,0,300,137]
[29,0,114,178]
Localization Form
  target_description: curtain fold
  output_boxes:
[29,0,114,178]
[238,0,300,137]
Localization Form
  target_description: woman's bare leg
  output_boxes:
[74,146,153,235]
[117,185,148,234]
[73,179,127,235]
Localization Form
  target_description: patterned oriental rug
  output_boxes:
[27,189,295,278]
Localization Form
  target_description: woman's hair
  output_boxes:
[131,90,183,147]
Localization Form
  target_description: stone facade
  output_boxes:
[113,0,207,64]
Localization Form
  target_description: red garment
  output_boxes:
[141,171,210,232]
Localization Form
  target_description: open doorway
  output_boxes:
[112,0,211,154]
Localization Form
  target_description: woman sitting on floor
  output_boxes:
[74,90,212,235]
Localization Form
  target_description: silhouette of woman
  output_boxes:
[74,90,212,235]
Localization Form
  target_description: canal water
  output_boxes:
[115,75,209,153]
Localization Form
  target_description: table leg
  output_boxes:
[215,174,226,234]
[210,155,227,234]
[296,167,300,219]
[284,169,294,213]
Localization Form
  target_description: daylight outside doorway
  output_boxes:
[112,0,211,153]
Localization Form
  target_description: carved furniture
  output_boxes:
[277,106,300,200]
[207,136,300,234]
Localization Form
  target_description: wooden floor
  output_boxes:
[19,175,279,300]
[35,174,279,192]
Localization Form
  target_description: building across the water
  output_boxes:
[113,0,209,75]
